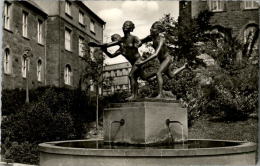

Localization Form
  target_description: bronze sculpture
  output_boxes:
[88,20,189,100]
[95,21,149,100]
[136,21,188,98]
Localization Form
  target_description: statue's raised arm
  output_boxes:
[101,34,122,58]
[88,40,120,48]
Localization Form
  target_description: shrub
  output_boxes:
[2,140,39,164]
[102,90,131,104]
[1,87,96,164]
[205,64,258,120]
[2,87,48,116]
[1,102,74,164]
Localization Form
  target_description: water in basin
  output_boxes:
[55,140,242,149]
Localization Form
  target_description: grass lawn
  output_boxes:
[189,116,258,142]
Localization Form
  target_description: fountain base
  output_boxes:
[103,101,188,144]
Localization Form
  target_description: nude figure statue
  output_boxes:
[88,21,189,100]
[136,21,189,98]
[97,21,150,100]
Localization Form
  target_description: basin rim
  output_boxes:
[39,139,256,157]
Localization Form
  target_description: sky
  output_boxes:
[84,1,179,64]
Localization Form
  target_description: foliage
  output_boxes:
[2,87,46,116]
[204,65,258,121]
[81,43,113,131]
[203,34,243,72]
[1,87,96,164]
[199,23,259,121]
[102,90,131,104]
[81,45,113,93]
[82,48,104,89]
[2,140,39,164]
[143,10,258,123]
[158,10,213,63]
[141,10,213,98]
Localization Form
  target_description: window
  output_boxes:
[22,11,28,37]
[79,36,84,57]
[64,65,72,85]
[244,1,258,9]
[4,49,11,74]
[244,26,258,49]
[65,28,71,51]
[90,20,95,33]
[4,2,11,30]
[22,56,29,78]
[79,11,84,25]
[37,20,43,44]
[65,1,71,16]
[208,0,224,12]
[37,60,42,82]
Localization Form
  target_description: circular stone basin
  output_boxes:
[39,139,256,166]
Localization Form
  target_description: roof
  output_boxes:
[20,0,48,18]
[75,1,106,25]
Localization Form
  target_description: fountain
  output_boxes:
[39,100,256,166]
[39,20,256,166]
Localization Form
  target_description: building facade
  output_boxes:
[179,0,259,60]
[2,0,105,90]
[103,62,131,95]
[2,1,48,89]
[180,1,259,34]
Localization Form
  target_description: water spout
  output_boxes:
[165,119,184,145]
[109,119,125,146]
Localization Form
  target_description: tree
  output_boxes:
[140,11,213,98]
[158,10,213,63]
[81,44,113,130]
[142,10,258,122]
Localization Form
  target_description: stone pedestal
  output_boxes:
[103,101,188,144]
